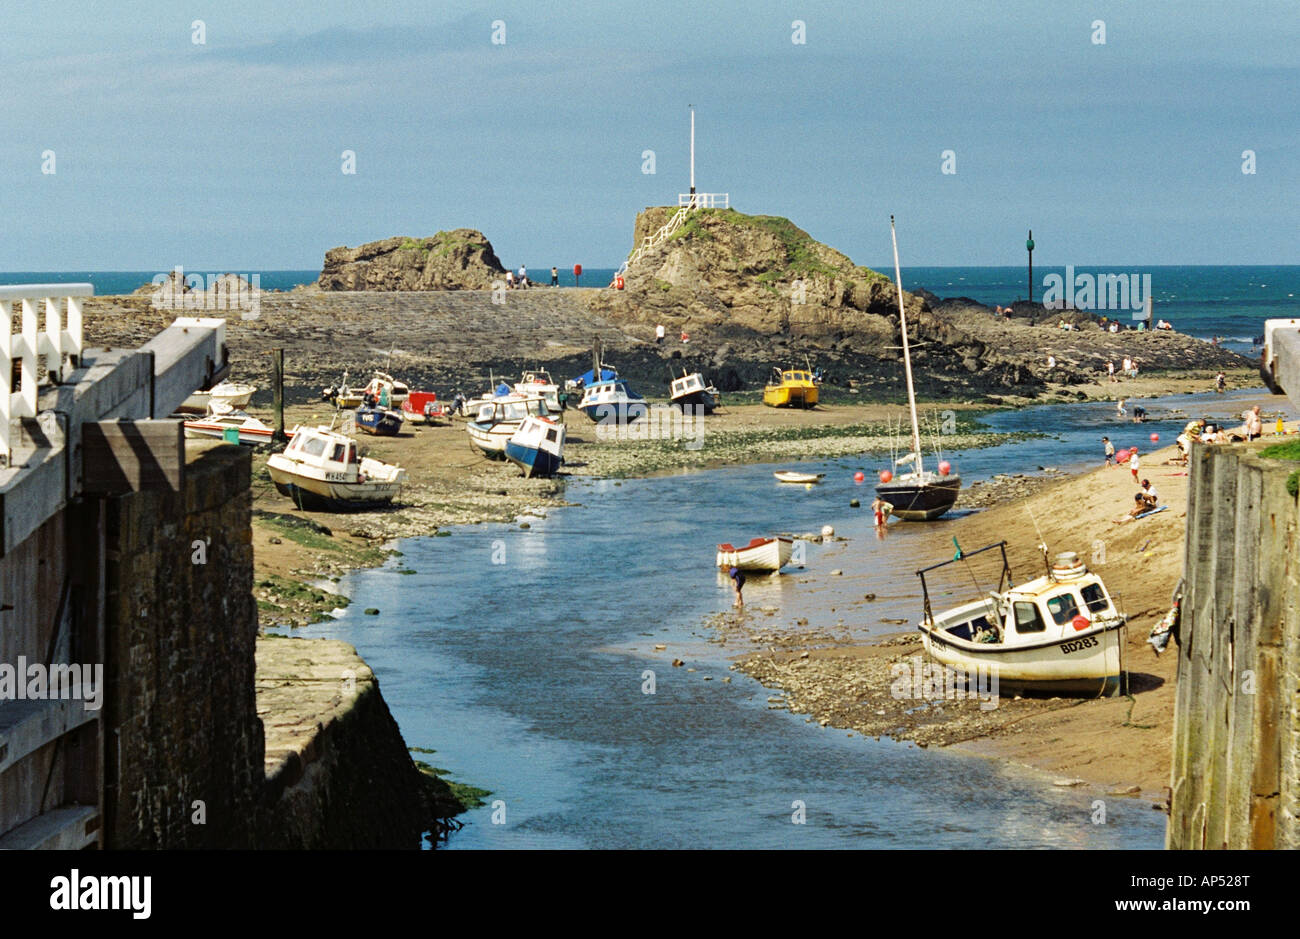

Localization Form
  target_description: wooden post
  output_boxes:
[271,348,287,442]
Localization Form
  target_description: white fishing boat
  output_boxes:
[181,380,257,413]
[466,393,551,459]
[514,370,561,412]
[183,404,281,446]
[773,471,824,484]
[916,542,1128,695]
[669,371,717,414]
[715,536,796,572]
[504,415,566,478]
[267,426,406,511]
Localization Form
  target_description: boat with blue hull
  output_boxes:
[504,416,566,478]
[354,405,404,436]
[578,378,648,424]
[467,394,552,459]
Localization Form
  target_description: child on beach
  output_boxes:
[1116,398,1127,418]
[1129,447,1140,482]
[1103,436,1114,465]
[728,566,745,608]
[871,496,890,527]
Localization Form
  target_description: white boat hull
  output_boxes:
[715,537,795,572]
[920,618,1127,693]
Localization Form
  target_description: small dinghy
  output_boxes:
[401,391,446,425]
[715,536,795,572]
[267,426,406,511]
[773,471,824,484]
[915,542,1128,695]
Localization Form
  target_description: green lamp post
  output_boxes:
[1027,230,1035,305]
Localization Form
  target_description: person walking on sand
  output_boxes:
[728,566,745,608]
[1244,405,1263,440]
[1103,436,1115,465]
[550,266,559,287]
[1129,446,1141,483]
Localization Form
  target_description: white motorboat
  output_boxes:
[183,404,282,446]
[181,380,257,412]
[504,415,566,478]
[267,426,406,511]
[916,543,1128,695]
[669,371,717,414]
[467,393,551,459]
[715,536,796,572]
[514,370,561,412]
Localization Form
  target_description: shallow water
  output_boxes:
[274,392,1292,848]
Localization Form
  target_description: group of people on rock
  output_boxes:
[504,265,562,289]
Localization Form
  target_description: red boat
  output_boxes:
[402,391,447,425]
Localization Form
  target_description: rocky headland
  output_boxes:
[315,229,506,291]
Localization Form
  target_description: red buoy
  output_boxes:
[938,461,952,476]
[854,471,865,483]
[878,470,892,484]
[1071,614,1090,632]
[1150,432,1159,443]
[614,275,625,290]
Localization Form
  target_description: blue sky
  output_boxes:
[2,0,1297,270]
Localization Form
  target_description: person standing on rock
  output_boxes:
[550,266,558,287]
[506,269,515,289]
[655,323,665,345]
[1046,353,1056,371]
[518,265,528,289]
[1107,360,1116,382]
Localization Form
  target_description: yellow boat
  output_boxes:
[763,369,819,408]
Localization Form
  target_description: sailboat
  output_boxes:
[874,216,961,521]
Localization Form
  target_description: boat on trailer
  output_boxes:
[267,426,406,511]
[669,370,717,414]
[504,415,566,478]
[467,394,552,459]
[916,542,1128,695]
[715,536,796,572]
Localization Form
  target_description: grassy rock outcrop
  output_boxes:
[318,229,505,290]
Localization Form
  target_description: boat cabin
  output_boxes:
[281,427,362,477]
[520,370,554,386]
[778,370,814,385]
[472,395,550,424]
[671,373,707,398]
[920,545,1121,648]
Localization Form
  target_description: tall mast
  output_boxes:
[890,215,924,477]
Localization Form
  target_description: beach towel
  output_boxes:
[1134,505,1169,520]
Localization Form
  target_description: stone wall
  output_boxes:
[102,439,431,848]
[1169,440,1300,848]
[103,441,264,847]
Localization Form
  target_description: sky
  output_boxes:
[2,0,1297,270]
